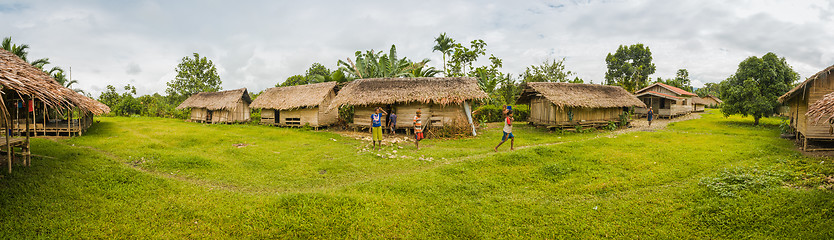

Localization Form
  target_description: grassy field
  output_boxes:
[0,109,832,239]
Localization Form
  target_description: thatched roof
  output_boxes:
[806,91,834,125]
[176,88,251,110]
[706,95,723,104]
[636,82,697,96]
[517,82,645,108]
[250,81,337,110]
[0,49,109,114]
[779,64,834,103]
[692,96,710,105]
[329,77,487,108]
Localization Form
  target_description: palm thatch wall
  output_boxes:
[250,81,338,127]
[176,88,251,123]
[329,77,487,131]
[517,82,645,127]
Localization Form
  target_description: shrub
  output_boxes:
[699,167,790,197]
[427,116,472,138]
[473,104,529,123]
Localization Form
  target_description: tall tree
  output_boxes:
[165,53,222,101]
[720,52,799,125]
[604,44,656,92]
[654,68,693,92]
[432,33,455,75]
[448,39,487,77]
[520,58,583,83]
[305,62,331,84]
[695,82,722,98]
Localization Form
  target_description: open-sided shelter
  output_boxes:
[329,77,487,135]
[516,82,645,128]
[0,48,111,172]
[634,82,697,118]
[779,64,834,150]
[176,88,251,123]
[249,81,338,127]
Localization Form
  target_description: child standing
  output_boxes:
[414,109,423,150]
[494,107,514,152]
[388,110,397,135]
[371,107,387,150]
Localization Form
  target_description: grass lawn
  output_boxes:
[0,109,832,238]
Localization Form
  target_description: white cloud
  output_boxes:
[0,0,831,97]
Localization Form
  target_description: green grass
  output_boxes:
[0,109,832,238]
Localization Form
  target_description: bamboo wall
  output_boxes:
[190,108,208,122]
[528,97,623,127]
[279,108,320,126]
[316,90,338,126]
[261,109,275,124]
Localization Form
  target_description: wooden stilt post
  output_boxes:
[24,98,30,166]
[67,108,70,137]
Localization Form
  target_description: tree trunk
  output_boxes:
[754,116,760,125]
[442,53,447,76]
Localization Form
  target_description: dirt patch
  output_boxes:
[232,143,249,148]
[334,131,414,145]
[612,112,703,135]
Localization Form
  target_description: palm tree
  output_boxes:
[406,59,441,77]
[432,33,455,76]
[2,37,50,70]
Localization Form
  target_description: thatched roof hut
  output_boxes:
[778,64,834,151]
[177,88,252,123]
[330,77,487,135]
[517,82,645,109]
[329,77,487,108]
[0,49,109,114]
[250,82,338,127]
[517,82,644,128]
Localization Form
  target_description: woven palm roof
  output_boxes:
[0,49,110,114]
[779,64,834,103]
[329,77,487,109]
[635,82,697,96]
[176,88,251,110]
[806,91,834,125]
[706,95,723,104]
[692,96,710,105]
[517,82,645,108]
[250,81,337,110]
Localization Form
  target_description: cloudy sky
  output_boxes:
[1,0,832,97]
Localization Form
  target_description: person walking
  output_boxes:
[647,106,654,127]
[494,107,514,152]
[371,107,387,150]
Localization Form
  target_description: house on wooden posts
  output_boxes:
[328,77,487,135]
[701,95,723,108]
[176,88,251,123]
[634,83,697,118]
[691,96,708,112]
[0,48,111,172]
[249,81,338,127]
[516,82,645,128]
[779,64,834,151]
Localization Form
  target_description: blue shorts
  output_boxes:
[502,131,514,141]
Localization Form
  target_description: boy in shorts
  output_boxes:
[494,107,514,152]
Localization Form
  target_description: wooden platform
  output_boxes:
[0,137,31,173]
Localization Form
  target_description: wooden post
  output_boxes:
[67,108,70,137]
[25,97,30,166]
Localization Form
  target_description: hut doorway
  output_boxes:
[206,110,213,123]
[384,104,393,133]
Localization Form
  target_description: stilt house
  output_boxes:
[779,64,834,150]
[634,83,697,118]
[176,88,251,123]
[249,81,338,127]
[517,82,645,128]
[329,77,487,135]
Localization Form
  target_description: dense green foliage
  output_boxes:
[520,58,583,83]
[604,44,656,92]
[165,53,222,102]
[655,69,693,92]
[721,52,799,125]
[433,33,455,75]
[0,110,831,238]
[473,104,528,122]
